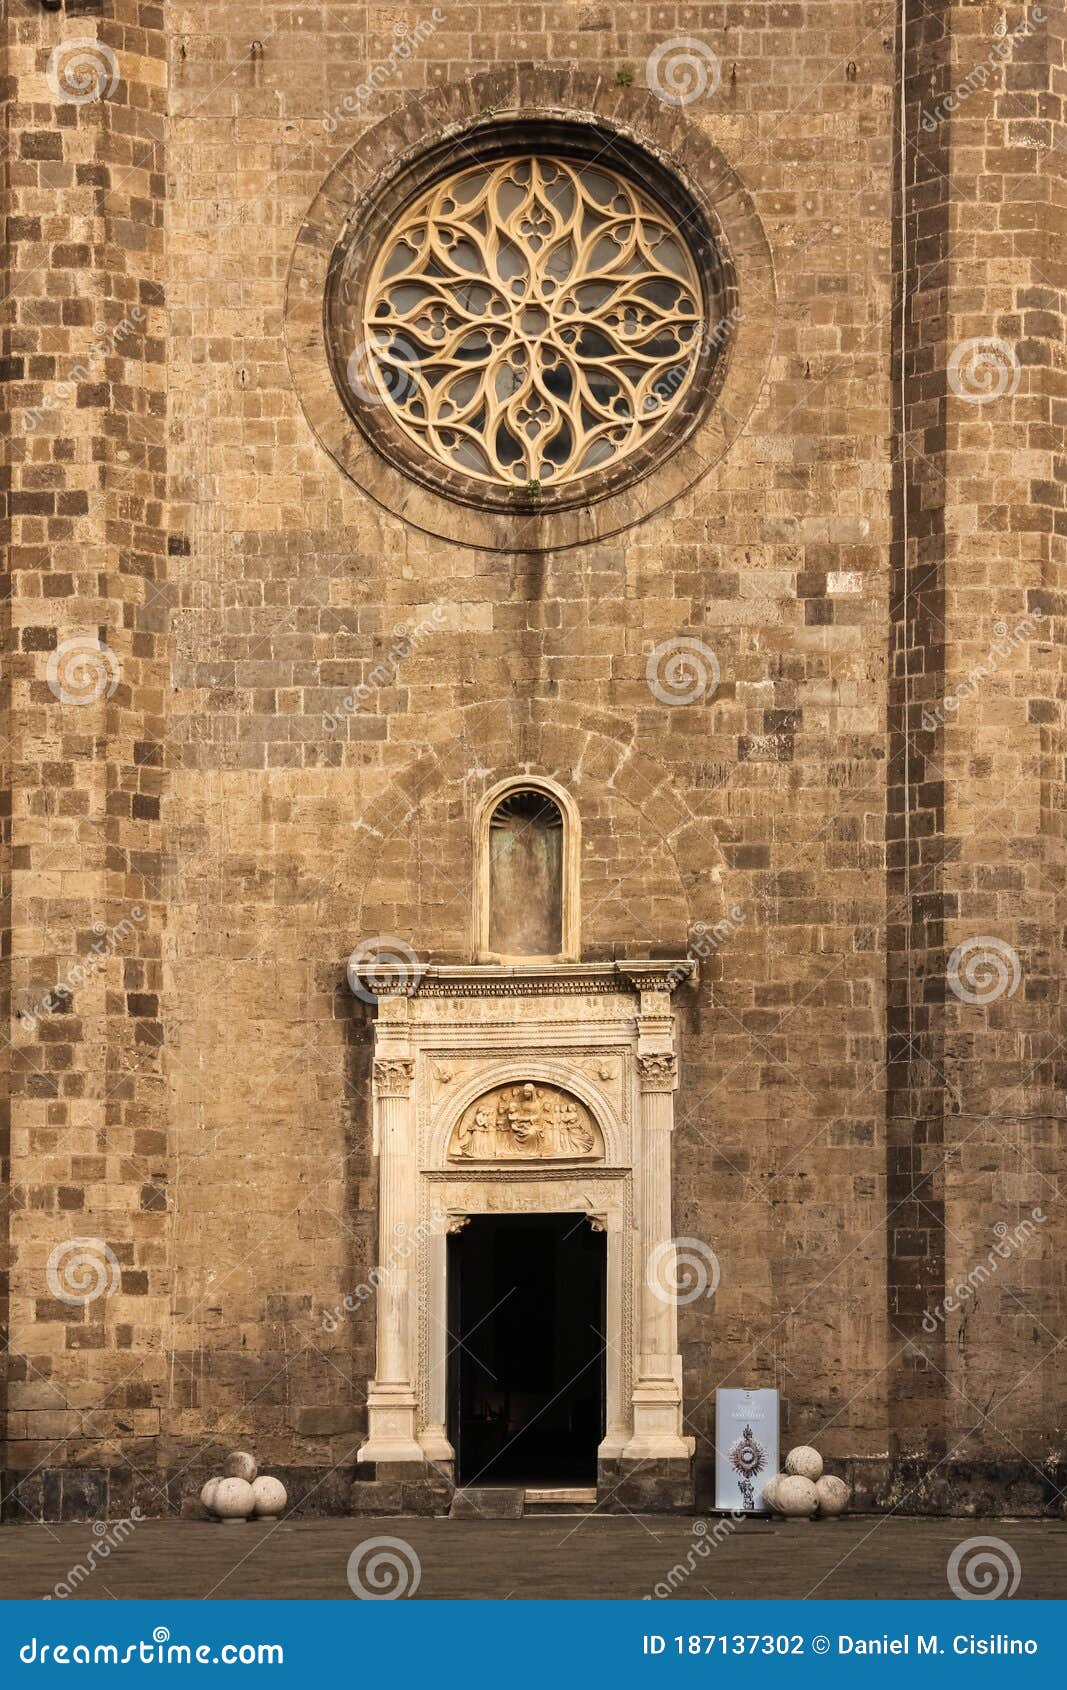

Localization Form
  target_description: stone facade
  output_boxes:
[1,0,1064,1522]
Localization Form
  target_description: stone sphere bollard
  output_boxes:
[761,1475,783,1513]
[251,1476,287,1518]
[224,1451,257,1483]
[815,1475,850,1517]
[200,1477,223,1513]
[776,1475,819,1517]
[212,1477,256,1521]
[784,1445,823,1482]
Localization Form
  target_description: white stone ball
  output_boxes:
[776,1475,819,1517]
[224,1451,257,1483]
[815,1475,850,1517]
[251,1475,287,1518]
[761,1474,784,1513]
[212,1477,255,1519]
[200,1476,223,1513]
[785,1445,823,1482]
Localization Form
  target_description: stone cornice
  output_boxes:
[348,960,696,1000]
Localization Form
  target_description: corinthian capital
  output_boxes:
[373,1058,414,1099]
[637,1051,677,1092]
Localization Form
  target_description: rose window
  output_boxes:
[348,155,708,494]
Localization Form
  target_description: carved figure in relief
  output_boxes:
[448,1082,602,1161]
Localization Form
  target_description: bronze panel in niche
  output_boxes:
[488,788,563,957]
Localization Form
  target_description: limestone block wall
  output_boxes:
[0,0,1062,1518]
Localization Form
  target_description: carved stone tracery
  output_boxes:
[357,154,706,493]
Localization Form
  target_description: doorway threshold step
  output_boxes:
[449,1486,525,1520]
[524,1486,597,1509]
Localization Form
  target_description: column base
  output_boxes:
[418,1424,455,1463]
[623,1356,693,1461]
[357,1383,423,1464]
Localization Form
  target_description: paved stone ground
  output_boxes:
[0,1517,1064,1601]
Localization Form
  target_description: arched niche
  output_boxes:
[474,777,580,962]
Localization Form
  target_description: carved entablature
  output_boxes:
[447,1081,604,1163]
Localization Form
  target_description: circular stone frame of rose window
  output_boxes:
[285,67,776,554]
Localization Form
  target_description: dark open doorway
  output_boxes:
[447,1213,605,1486]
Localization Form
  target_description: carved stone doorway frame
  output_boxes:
[350,962,695,1475]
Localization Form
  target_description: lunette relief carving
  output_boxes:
[448,1081,603,1162]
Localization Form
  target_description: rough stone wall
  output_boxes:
[155,0,895,1511]
[1,0,1062,1520]
[889,0,1065,1513]
[1,0,168,1521]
